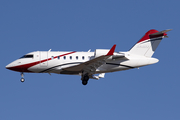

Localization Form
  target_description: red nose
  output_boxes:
[6,65,31,72]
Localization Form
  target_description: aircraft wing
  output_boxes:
[62,45,116,75]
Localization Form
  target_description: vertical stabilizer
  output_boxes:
[129,29,171,57]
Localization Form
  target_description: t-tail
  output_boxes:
[129,29,172,57]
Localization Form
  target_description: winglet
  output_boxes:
[106,44,116,56]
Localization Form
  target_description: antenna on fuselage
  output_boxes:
[88,49,91,52]
[48,49,51,52]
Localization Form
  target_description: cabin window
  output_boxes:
[20,54,33,59]
[64,56,66,59]
[70,56,72,59]
[82,56,84,60]
[76,56,78,60]
[51,56,54,59]
[58,56,60,59]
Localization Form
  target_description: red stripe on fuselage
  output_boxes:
[7,51,76,72]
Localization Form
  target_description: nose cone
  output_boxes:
[6,61,24,72]
[6,61,32,72]
[6,63,13,69]
[6,62,18,71]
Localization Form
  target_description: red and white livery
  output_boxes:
[6,29,171,85]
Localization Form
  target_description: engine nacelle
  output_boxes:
[112,53,125,59]
[94,49,109,58]
[94,49,126,60]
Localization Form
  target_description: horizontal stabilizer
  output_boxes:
[149,29,172,38]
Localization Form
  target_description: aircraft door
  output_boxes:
[40,52,48,67]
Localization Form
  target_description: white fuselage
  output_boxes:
[6,50,158,75]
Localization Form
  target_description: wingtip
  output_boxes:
[106,44,116,56]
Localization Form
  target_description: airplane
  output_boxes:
[6,29,172,85]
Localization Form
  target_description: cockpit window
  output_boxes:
[20,54,34,59]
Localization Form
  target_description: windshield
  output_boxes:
[20,54,34,59]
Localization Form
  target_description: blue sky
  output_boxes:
[1,0,180,120]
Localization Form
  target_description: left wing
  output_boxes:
[62,45,116,76]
